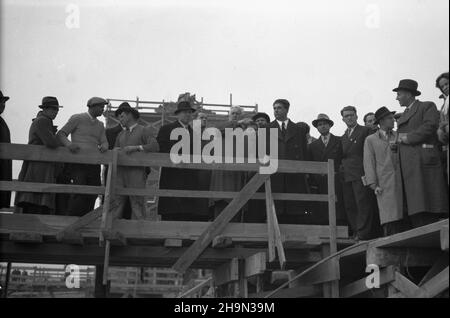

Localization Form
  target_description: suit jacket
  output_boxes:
[307,134,342,171]
[106,124,124,150]
[156,121,202,216]
[267,119,309,216]
[0,116,12,208]
[397,100,448,215]
[341,124,373,183]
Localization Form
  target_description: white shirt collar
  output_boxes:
[276,119,289,128]
[128,123,138,132]
[178,120,189,129]
[405,100,417,111]
[321,133,330,140]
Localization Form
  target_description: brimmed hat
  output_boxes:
[87,97,108,108]
[374,106,396,125]
[0,91,9,102]
[312,114,334,128]
[252,112,270,123]
[115,102,132,117]
[174,101,195,114]
[38,96,63,109]
[393,79,421,96]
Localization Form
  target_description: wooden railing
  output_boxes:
[0,142,339,296]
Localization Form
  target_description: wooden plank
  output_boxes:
[289,259,341,287]
[212,236,232,248]
[56,205,107,240]
[251,286,321,298]
[0,181,331,202]
[326,160,339,298]
[238,259,248,298]
[213,258,239,286]
[367,247,444,267]
[265,179,286,269]
[265,181,276,262]
[369,219,449,249]
[0,143,329,174]
[391,272,420,298]
[172,173,270,273]
[103,230,127,246]
[58,231,84,245]
[9,232,43,243]
[340,266,396,298]
[419,255,449,286]
[0,214,349,242]
[413,266,449,298]
[178,277,213,298]
[244,252,266,278]
[164,239,183,248]
[441,225,449,251]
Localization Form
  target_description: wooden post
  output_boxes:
[326,159,339,298]
[2,262,11,298]
[100,149,118,285]
[161,99,165,126]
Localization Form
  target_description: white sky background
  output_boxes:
[1,0,449,178]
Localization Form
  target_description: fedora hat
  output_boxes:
[312,113,334,128]
[115,102,132,117]
[174,101,195,114]
[252,112,270,123]
[39,96,63,109]
[393,79,421,96]
[374,106,396,125]
[0,91,9,102]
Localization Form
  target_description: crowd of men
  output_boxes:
[0,73,448,240]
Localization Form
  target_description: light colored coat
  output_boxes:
[364,130,403,225]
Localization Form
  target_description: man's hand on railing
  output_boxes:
[123,145,140,154]
[98,144,108,153]
[67,143,80,153]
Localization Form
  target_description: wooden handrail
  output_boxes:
[0,143,328,174]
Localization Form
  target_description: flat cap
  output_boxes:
[87,97,108,108]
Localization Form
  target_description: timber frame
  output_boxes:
[0,143,448,298]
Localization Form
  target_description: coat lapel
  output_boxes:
[397,100,420,126]
[284,120,297,142]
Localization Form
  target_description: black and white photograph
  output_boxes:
[0,0,448,304]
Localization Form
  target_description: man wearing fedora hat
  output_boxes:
[157,101,206,221]
[394,79,449,228]
[15,97,63,214]
[364,107,405,236]
[307,114,346,225]
[0,91,12,209]
[252,112,270,128]
[57,97,109,216]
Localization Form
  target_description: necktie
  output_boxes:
[322,136,328,147]
[347,128,352,137]
[281,122,286,137]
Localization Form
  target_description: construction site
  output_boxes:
[0,96,448,299]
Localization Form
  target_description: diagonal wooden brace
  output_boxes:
[172,173,271,273]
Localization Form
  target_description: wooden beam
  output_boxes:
[367,247,444,267]
[178,277,213,298]
[413,266,449,298]
[419,255,449,286]
[0,214,349,243]
[238,259,248,298]
[0,143,329,174]
[0,181,330,202]
[213,258,239,286]
[340,266,396,298]
[164,239,183,248]
[212,236,232,249]
[250,286,321,298]
[244,252,266,278]
[326,160,339,299]
[102,230,127,246]
[265,179,286,269]
[58,231,84,245]
[441,225,449,252]
[391,271,420,298]
[9,232,42,243]
[172,173,270,273]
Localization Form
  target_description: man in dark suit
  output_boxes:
[0,91,12,209]
[157,101,207,221]
[307,114,346,226]
[340,106,381,240]
[268,99,310,224]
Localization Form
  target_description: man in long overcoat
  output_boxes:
[394,79,449,227]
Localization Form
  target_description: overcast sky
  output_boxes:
[1,0,449,176]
